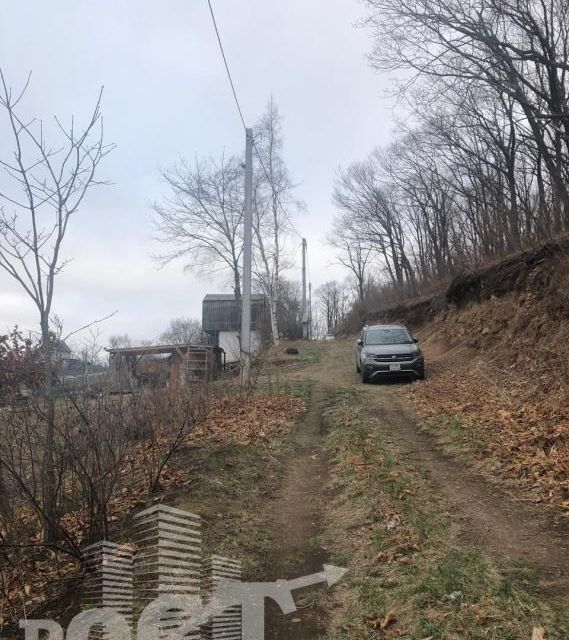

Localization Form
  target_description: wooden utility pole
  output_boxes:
[241,128,253,386]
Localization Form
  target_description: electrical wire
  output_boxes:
[205,0,306,250]
[206,0,247,130]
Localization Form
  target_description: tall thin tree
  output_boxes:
[0,70,112,541]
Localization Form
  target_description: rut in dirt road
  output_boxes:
[263,382,331,640]
[365,388,569,596]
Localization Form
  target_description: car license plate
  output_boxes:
[389,363,401,371]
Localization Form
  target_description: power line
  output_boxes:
[206,0,247,130]
[205,0,307,256]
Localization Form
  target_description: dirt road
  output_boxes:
[260,338,569,638]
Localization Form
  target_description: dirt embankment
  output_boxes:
[368,240,569,514]
[370,240,569,329]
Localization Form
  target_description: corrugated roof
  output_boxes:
[202,294,269,331]
[106,344,220,355]
[203,293,266,302]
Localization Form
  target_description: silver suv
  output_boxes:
[356,323,425,383]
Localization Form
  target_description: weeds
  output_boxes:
[321,388,569,639]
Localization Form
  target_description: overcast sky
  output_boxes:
[0,0,395,347]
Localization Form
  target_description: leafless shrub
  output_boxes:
[0,380,214,622]
[0,379,212,551]
[129,384,210,494]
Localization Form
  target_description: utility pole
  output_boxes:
[241,128,253,386]
[308,281,312,340]
[301,238,308,340]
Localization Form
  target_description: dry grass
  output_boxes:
[321,388,569,639]
[0,382,305,626]
[404,257,569,513]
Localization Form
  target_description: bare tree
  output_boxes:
[328,214,374,303]
[333,153,416,291]
[0,70,112,541]
[77,327,105,387]
[329,0,569,313]
[316,281,351,331]
[363,0,569,217]
[109,334,132,350]
[276,279,303,340]
[159,317,202,345]
[154,154,244,300]
[252,98,301,345]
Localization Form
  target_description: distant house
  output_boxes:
[202,294,269,363]
[37,338,73,365]
[54,339,73,362]
[50,340,85,377]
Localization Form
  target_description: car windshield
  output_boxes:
[364,328,412,345]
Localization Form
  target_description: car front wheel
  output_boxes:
[361,369,370,384]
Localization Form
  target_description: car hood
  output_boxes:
[362,343,418,356]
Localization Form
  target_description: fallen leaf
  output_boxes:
[381,612,398,630]
[531,628,546,640]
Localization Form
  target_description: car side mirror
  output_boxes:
[413,337,419,343]
[357,338,363,346]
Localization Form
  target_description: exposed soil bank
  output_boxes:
[368,238,569,329]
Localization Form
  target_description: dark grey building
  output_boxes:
[202,294,269,363]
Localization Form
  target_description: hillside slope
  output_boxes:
[369,241,569,514]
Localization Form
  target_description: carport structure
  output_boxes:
[107,343,223,390]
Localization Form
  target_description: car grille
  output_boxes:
[373,354,416,362]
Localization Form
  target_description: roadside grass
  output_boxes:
[174,380,313,580]
[280,378,312,403]
[284,340,324,364]
[422,413,492,457]
[321,388,569,639]
[297,343,323,363]
[253,378,312,405]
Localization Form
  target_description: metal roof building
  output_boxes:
[202,294,269,332]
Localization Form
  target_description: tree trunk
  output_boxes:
[268,294,280,346]
[40,319,58,543]
[271,196,281,343]
[0,464,11,522]
[358,273,365,304]
[233,262,242,301]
